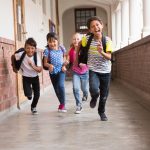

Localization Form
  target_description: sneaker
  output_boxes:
[58,104,67,113]
[31,107,38,115]
[75,106,82,114]
[82,96,88,101]
[100,113,108,121]
[90,97,98,108]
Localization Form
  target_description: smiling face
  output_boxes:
[72,33,81,48]
[24,38,37,57]
[25,44,36,57]
[89,20,103,39]
[47,37,58,50]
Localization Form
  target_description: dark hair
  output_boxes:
[25,38,37,48]
[46,32,58,41]
[87,16,103,29]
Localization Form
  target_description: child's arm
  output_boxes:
[63,52,69,66]
[97,41,112,60]
[62,65,67,72]
[28,60,42,73]
[43,57,54,73]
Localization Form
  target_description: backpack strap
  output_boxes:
[33,52,37,66]
[16,51,26,70]
[86,33,94,51]
[15,47,24,54]
[101,35,114,62]
[101,35,106,53]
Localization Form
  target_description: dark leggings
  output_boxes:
[22,76,40,108]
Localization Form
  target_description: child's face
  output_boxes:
[89,20,103,37]
[47,38,58,50]
[25,44,36,57]
[72,34,81,47]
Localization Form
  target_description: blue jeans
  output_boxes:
[72,71,89,107]
[50,71,66,105]
[89,70,111,114]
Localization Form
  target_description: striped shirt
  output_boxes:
[86,35,113,73]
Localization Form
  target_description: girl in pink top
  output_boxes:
[67,33,89,114]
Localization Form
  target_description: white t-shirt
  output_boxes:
[15,51,41,77]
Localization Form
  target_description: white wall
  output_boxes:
[62,9,75,50]
[96,8,108,35]
[24,0,52,49]
[0,0,14,40]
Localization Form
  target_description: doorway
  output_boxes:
[13,0,27,108]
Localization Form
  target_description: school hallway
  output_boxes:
[0,80,150,150]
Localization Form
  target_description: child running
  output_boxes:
[77,16,113,121]
[67,33,89,114]
[43,32,67,112]
[13,38,42,115]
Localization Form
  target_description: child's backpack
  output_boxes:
[78,33,106,64]
[42,45,66,70]
[11,48,37,73]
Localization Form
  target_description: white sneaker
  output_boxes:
[58,108,67,113]
[31,107,38,115]
[75,106,82,114]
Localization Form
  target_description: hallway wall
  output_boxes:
[0,0,54,114]
[0,38,17,112]
[0,0,14,40]
[0,37,51,113]
[112,35,150,102]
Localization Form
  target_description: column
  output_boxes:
[120,0,129,47]
[115,8,121,49]
[128,0,141,44]
[142,0,150,37]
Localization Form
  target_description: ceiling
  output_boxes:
[91,0,120,5]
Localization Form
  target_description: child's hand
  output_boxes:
[62,65,67,72]
[49,64,54,73]
[97,42,103,54]
[79,63,86,68]
[63,60,69,66]
[12,66,18,73]
[28,60,34,67]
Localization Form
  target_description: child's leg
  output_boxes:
[31,76,40,108]
[57,71,66,105]
[80,71,89,100]
[72,72,81,107]
[50,74,61,103]
[98,73,111,114]
[22,76,32,99]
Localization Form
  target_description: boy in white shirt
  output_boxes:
[14,38,42,114]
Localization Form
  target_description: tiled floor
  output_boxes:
[0,80,150,150]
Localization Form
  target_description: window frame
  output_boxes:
[74,8,96,34]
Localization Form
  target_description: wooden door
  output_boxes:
[13,0,27,108]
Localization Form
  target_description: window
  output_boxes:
[75,8,96,34]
